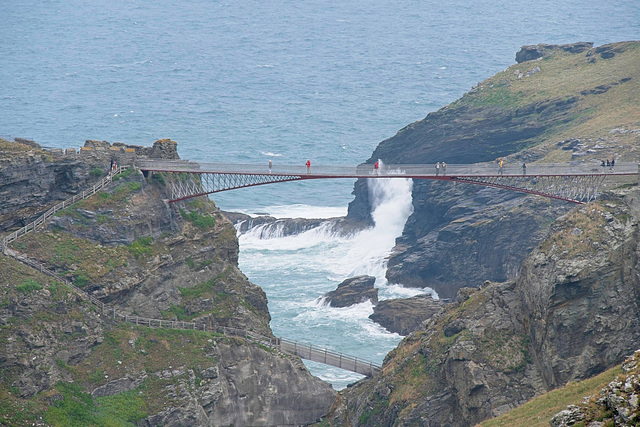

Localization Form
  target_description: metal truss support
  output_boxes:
[163,172,304,202]
[452,174,607,204]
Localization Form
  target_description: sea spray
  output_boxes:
[236,177,420,389]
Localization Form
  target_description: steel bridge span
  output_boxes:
[136,159,640,204]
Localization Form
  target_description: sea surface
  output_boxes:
[1,0,638,389]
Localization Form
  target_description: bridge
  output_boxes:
[1,166,380,377]
[135,159,640,204]
[2,158,639,378]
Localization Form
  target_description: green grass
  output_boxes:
[480,364,622,427]
[44,382,146,427]
[179,208,216,230]
[73,271,91,288]
[15,279,42,294]
[128,237,154,259]
[90,167,104,177]
[112,167,135,181]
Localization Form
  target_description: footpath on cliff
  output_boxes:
[0,138,337,426]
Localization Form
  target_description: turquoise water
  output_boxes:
[2,0,638,389]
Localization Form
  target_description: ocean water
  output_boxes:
[1,0,638,389]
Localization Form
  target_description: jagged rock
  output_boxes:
[369,294,444,335]
[322,276,378,307]
[549,405,585,427]
[150,138,179,159]
[515,42,593,63]
[92,376,145,397]
[224,211,365,238]
[328,187,640,426]
[550,350,640,426]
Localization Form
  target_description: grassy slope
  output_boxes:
[453,41,640,161]
[478,364,623,427]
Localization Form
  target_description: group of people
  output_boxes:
[601,159,616,170]
[435,161,447,176]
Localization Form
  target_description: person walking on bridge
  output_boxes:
[442,162,447,175]
[374,161,379,174]
[306,159,311,173]
[498,159,504,175]
[268,159,272,173]
[435,162,440,176]
[522,162,526,175]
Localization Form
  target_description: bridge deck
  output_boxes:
[136,159,639,204]
[136,159,639,178]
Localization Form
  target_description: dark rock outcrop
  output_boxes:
[322,275,378,307]
[369,294,444,335]
[224,211,365,238]
[326,186,640,426]
[515,42,593,63]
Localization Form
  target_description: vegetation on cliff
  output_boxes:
[324,41,640,426]
[0,142,336,426]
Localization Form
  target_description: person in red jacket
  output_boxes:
[306,159,311,173]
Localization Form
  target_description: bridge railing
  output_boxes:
[135,159,640,177]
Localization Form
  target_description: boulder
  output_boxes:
[323,276,378,307]
[369,294,444,335]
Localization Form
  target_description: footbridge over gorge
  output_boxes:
[2,159,639,379]
[136,159,640,204]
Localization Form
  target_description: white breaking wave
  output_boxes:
[236,204,346,219]
[238,176,414,282]
[237,176,419,389]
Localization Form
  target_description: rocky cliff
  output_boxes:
[550,349,640,426]
[0,138,336,426]
[316,41,640,426]
[323,185,640,426]
[347,41,640,299]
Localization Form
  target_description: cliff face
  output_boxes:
[0,139,336,426]
[316,41,640,426]
[347,41,640,299]
[325,186,640,426]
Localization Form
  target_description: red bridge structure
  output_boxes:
[135,159,640,205]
